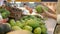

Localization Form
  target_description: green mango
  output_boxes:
[12,26,22,31]
[23,26,33,32]
[41,25,47,34]
[1,9,10,18]
[35,5,42,13]
[1,12,7,18]
[16,21,24,28]
[10,19,16,26]
[34,27,41,34]
[26,19,40,28]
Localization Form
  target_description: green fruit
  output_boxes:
[20,19,26,23]
[1,9,10,18]
[23,26,33,32]
[16,21,23,28]
[22,16,28,20]
[41,28,47,34]
[40,25,46,28]
[41,25,47,34]
[16,21,21,23]
[0,8,6,13]
[1,12,7,18]
[26,19,40,28]
[12,26,22,31]
[10,19,16,26]
[39,22,45,26]
[35,5,42,13]
[34,27,41,34]
[3,9,10,15]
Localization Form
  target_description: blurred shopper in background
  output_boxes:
[0,0,4,6]
[23,3,33,14]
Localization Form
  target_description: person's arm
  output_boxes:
[42,7,57,19]
[44,11,56,19]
